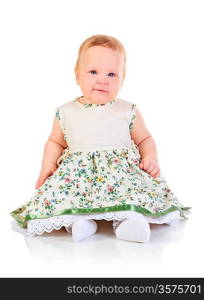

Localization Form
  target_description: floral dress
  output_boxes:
[10,96,190,236]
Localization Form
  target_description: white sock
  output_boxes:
[165,211,180,225]
[71,219,97,242]
[114,213,151,243]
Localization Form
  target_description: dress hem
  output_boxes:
[11,209,189,237]
[11,204,191,229]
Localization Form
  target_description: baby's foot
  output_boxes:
[70,219,97,242]
[165,210,180,225]
[114,213,150,243]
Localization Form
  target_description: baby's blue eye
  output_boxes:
[89,70,97,74]
[108,72,116,77]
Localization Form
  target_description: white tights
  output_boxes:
[65,219,98,242]
[65,211,179,243]
[113,212,151,243]
[65,212,156,243]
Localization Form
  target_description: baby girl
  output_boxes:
[11,34,190,242]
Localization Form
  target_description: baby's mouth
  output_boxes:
[94,89,108,93]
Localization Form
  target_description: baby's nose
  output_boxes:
[97,76,108,84]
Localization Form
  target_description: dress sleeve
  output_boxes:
[55,106,67,141]
[129,103,137,134]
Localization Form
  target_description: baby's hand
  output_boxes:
[139,157,160,178]
[35,163,58,189]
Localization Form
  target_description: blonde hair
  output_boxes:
[74,34,126,81]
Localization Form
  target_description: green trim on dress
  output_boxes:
[11,204,191,228]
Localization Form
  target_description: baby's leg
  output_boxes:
[113,212,151,243]
[65,219,97,242]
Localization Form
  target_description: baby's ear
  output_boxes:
[120,73,125,88]
[120,78,124,89]
[75,71,80,85]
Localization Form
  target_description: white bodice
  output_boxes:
[55,97,136,153]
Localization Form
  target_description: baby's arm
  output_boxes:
[35,118,68,189]
[41,118,68,168]
[130,107,160,177]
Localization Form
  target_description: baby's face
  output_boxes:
[76,46,124,103]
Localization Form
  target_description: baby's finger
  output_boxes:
[148,166,157,176]
[35,178,40,186]
[143,160,151,170]
[35,181,40,189]
[154,170,160,177]
[151,169,160,178]
[146,164,154,173]
[38,177,45,187]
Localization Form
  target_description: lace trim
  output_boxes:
[129,103,137,133]
[74,96,116,107]
[11,211,181,237]
[55,107,68,144]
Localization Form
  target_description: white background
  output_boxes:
[0,0,203,277]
